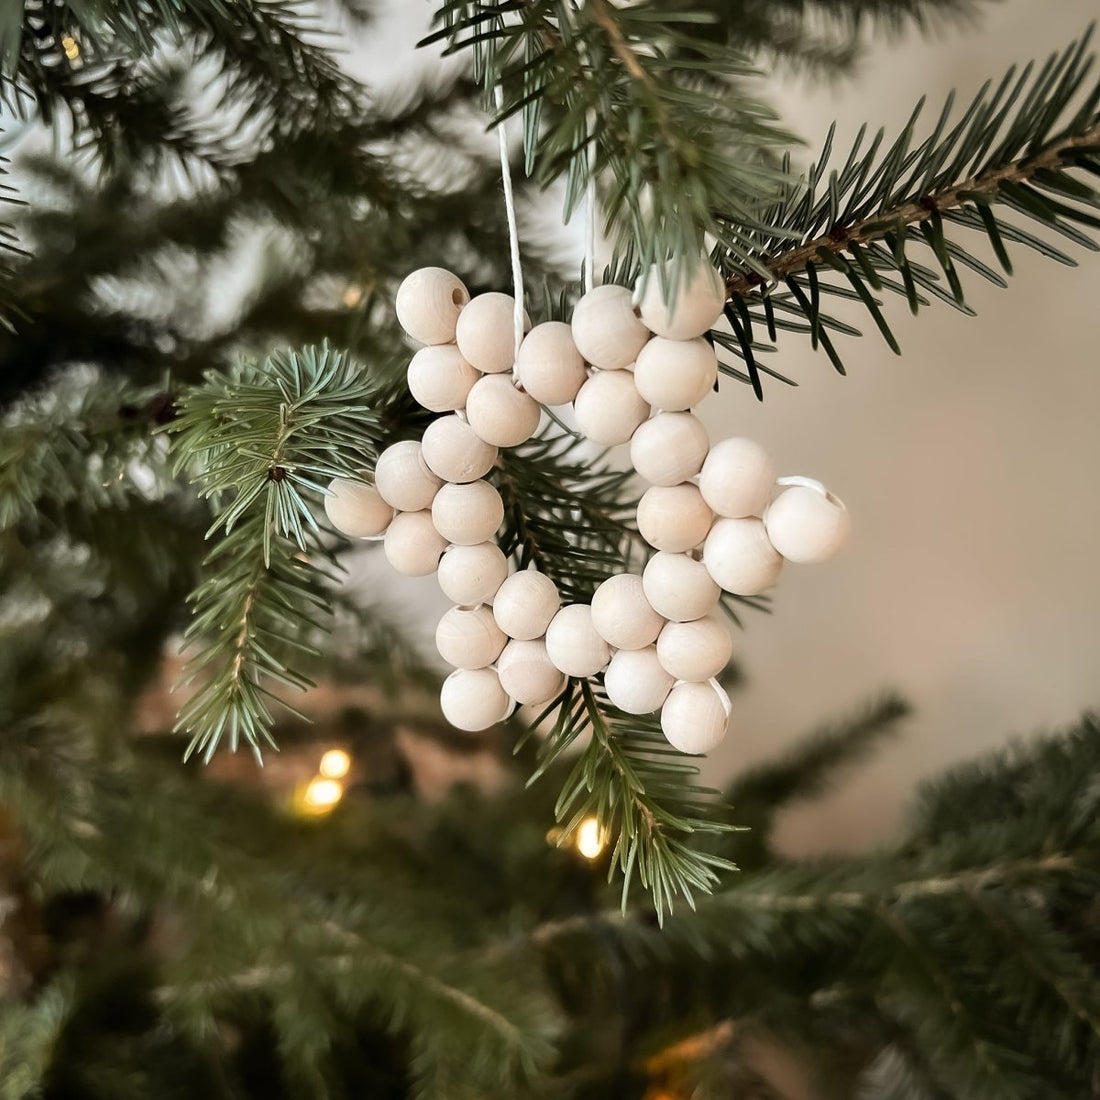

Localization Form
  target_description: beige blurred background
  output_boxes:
[351,0,1100,854]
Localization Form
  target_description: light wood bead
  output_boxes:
[637,259,726,340]
[374,440,443,512]
[435,605,506,670]
[590,573,664,651]
[764,482,850,564]
[492,570,561,640]
[603,646,674,715]
[407,344,481,413]
[515,322,587,405]
[642,551,721,622]
[421,414,498,483]
[570,284,650,370]
[656,612,732,682]
[383,510,448,577]
[660,680,730,754]
[323,478,394,539]
[437,542,509,606]
[630,412,710,486]
[440,668,512,731]
[430,480,503,546]
[396,267,469,346]
[633,337,718,412]
[637,483,713,553]
[496,638,567,705]
[455,292,529,374]
[545,604,611,678]
[703,517,783,595]
[573,371,650,446]
[698,437,776,519]
[464,375,541,447]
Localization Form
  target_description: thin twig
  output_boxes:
[726,122,1100,294]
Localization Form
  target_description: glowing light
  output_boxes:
[341,285,364,308]
[62,34,81,61]
[302,776,343,813]
[319,748,351,779]
[575,816,606,860]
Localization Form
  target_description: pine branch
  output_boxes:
[0,135,25,333]
[665,0,996,81]
[5,1,359,161]
[426,0,796,282]
[495,432,638,605]
[526,717,1100,1095]
[525,679,737,921]
[169,343,386,761]
[0,977,75,1100]
[718,30,1100,386]
[0,372,172,533]
[0,731,559,1096]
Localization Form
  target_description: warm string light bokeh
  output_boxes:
[294,748,353,817]
[574,816,607,860]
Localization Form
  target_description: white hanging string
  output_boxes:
[582,147,597,294]
[493,85,525,363]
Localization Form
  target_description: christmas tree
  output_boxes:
[1,2,1098,1096]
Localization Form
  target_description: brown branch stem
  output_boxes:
[726,121,1100,296]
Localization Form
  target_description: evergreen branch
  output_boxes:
[495,433,638,605]
[531,680,737,921]
[0,977,75,1100]
[726,124,1100,294]
[426,0,796,282]
[0,733,558,1095]
[718,31,1100,386]
[0,136,24,333]
[663,0,996,81]
[0,373,171,533]
[169,343,386,761]
[5,1,358,156]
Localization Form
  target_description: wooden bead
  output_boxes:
[637,483,713,553]
[545,604,611,678]
[492,570,561,640]
[455,292,529,374]
[374,440,443,512]
[698,438,776,519]
[515,322,587,405]
[421,414,498,483]
[323,478,394,538]
[630,412,710,486]
[570,284,650,370]
[396,267,469,346]
[464,375,542,447]
[703,517,783,595]
[603,646,673,715]
[496,638,567,705]
[590,573,664,650]
[383,510,448,576]
[764,481,850,563]
[435,605,506,670]
[660,681,730,754]
[431,480,504,546]
[633,337,718,412]
[656,612,732,681]
[637,259,726,340]
[440,668,511,731]
[407,344,481,413]
[573,371,650,445]
[642,551,720,622]
[437,542,509,606]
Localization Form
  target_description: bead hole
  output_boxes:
[452,288,469,308]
